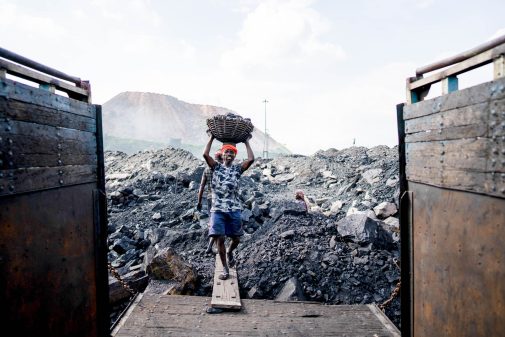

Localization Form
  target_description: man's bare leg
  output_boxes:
[226,237,240,267]
[217,236,229,279]
[205,237,215,254]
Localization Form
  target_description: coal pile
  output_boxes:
[105,145,401,328]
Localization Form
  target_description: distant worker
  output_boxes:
[197,150,223,254]
[295,190,309,214]
[203,134,254,280]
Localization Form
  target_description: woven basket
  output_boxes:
[207,113,254,144]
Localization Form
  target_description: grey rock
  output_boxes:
[336,213,394,249]
[280,230,295,239]
[373,202,397,219]
[362,168,383,185]
[241,208,253,222]
[329,235,337,249]
[275,277,306,301]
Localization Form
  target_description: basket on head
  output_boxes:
[206,113,254,144]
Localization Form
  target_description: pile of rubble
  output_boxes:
[105,145,401,327]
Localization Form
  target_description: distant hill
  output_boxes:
[102,92,290,158]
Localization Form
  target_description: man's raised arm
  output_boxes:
[203,135,217,168]
[241,137,255,172]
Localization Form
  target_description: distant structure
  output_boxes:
[263,99,269,159]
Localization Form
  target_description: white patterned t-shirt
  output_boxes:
[210,163,242,212]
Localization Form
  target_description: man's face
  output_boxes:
[223,149,235,163]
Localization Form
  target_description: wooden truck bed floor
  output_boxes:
[112,293,400,337]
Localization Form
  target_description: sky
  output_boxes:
[1,0,504,155]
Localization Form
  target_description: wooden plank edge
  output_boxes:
[406,178,505,199]
[367,304,401,337]
[0,78,95,117]
[111,292,144,336]
[404,77,505,119]
[0,59,89,99]
[409,44,505,90]
[210,301,242,309]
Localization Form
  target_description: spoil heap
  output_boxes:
[106,145,401,327]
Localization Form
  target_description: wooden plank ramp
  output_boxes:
[112,293,400,337]
[211,255,241,309]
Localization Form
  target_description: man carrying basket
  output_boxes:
[203,133,254,280]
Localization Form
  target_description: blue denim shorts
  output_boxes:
[209,211,244,237]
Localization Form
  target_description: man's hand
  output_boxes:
[197,202,202,211]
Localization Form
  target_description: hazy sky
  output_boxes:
[1,0,504,155]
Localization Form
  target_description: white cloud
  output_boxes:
[414,0,435,9]
[220,0,345,70]
[90,0,161,26]
[0,3,65,39]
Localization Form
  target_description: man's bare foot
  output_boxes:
[218,267,229,280]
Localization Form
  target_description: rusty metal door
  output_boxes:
[399,74,505,336]
[0,50,108,337]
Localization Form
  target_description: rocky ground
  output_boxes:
[105,145,401,329]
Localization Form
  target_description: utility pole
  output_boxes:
[263,99,269,159]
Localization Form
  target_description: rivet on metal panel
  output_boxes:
[8,172,13,177]
[8,138,12,144]
[7,150,12,156]
[490,85,496,93]
[0,136,2,142]
[59,179,64,185]
[58,170,63,175]
[58,160,62,165]
[8,184,14,192]
[440,150,445,155]
[502,122,505,129]
[501,188,505,194]
[502,160,505,166]
[5,125,11,132]
[8,161,13,167]
[57,143,62,150]
[493,148,499,155]
[0,185,3,191]
[490,121,497,128]
[491,159,497,166]
[0,172,3,177]
[491,109,497,116]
